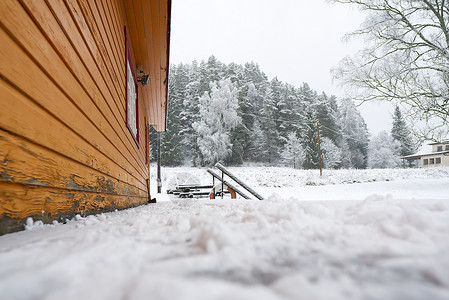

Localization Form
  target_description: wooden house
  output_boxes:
[0,0,171,235]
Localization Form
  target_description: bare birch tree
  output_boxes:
[331,0,449,141]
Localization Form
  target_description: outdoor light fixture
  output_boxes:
[138,73,150,87]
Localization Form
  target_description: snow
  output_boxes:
[1,167,449,300]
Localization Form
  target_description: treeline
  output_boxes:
[150,56,375,168]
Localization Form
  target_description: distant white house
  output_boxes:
[402,141,449,168]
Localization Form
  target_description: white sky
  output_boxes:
[169,0,394,135]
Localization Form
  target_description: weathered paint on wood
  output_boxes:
[0,129,146,197]
[0,181,148,235]
[0,0,170,235]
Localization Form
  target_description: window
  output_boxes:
[446,145,449,151]
[430,158,434,164]
[423,159,428,165]
[436,157,441,164]
[125,28,139,145]
[437,146,443,152]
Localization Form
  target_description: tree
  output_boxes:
[160,64,186,166]
[332,0,449,142]
[281,132,305,168]
[368,131,402,169]
[316,93,341,144]
[391,106,415,157]
[193,79,241,165]
[302,105,320,169]
[227,124,246,165]
[339,98,370,169]
[321,137,342,169]
[160,97,183,166]
[162,56,348,166]
[260,85,280,163]
[180,61,201,164]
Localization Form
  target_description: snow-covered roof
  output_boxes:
[428,140,449,145]
[402,150,449,160]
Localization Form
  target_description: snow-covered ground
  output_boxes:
[1,167,449,300]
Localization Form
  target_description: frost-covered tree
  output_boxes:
[321,137,342,169]
[243,83,261,161]
[180,61,201,163]
[157,64,185,166]
[148,126,158,161]
[316,93,341,144]
[332,0,449,142]
[368,131,402,169]
[260,86,280,163]
[247,119,267,162]
[302,104,320,169]
[159,55,349,166]
[228,124,246,165]
[339,98,369,169]
[391,106,415,157]
[193,79,241,165]
[281,132,305,168]
[227,66,249,166]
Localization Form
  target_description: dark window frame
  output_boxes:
[125,27,139,146]
[446,145,449,151]
[430,158,435,164]
[436,157,441,164]
[437,146,443,152]
[423,159,429,165]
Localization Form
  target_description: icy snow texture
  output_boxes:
[1,167,449,300]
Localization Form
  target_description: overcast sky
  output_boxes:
[169,0,394,135]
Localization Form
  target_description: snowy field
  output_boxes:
[1,167,449,300]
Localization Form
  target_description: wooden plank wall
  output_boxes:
[0,0,151,235]
[123,0,169,132]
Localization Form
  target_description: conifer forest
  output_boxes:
[151,56,413,169]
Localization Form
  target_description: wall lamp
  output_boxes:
[138,74,150,87]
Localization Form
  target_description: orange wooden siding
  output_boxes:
[0,0,170,235]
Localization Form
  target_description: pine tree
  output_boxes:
[316,93,341,144]
[148,126,158,161]
[227,124,246,165]
[339,98,370,169]
[162,57,360,167]
[281,132,305,168]
[206,55,224,83]
[247,119,267,162]
[260,86,280,163]
[181,61,201,165]
[391,106,415,157]
[238,82,257,162]
[302,105,320,169]
[228,64,248,165]
[160,64,184,165]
